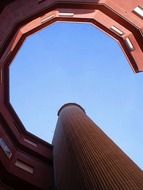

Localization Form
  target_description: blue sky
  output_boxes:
[10,22,143,169]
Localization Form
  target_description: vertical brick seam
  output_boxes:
[53,104,143,190]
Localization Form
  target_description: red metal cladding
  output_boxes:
[0,0,143,189]
[53,103,143,189]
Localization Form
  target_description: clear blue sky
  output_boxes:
[10,22,143,169]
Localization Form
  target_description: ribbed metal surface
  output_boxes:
[53,104,143,190]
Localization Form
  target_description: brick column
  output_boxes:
[52,103,143,190]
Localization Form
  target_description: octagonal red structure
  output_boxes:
[0,1,143,189]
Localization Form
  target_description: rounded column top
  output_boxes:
[57,103,86,116]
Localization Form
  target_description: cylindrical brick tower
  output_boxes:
[52,103,143,190]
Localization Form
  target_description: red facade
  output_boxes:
[0,1,143,189]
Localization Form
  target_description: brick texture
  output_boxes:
[53,103,143,190]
